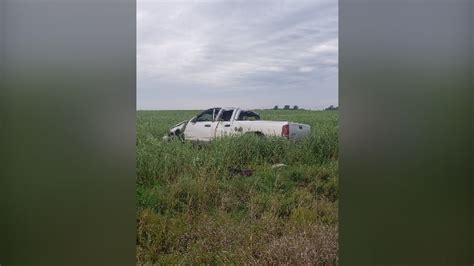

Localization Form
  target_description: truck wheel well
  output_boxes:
[170,129,185,141]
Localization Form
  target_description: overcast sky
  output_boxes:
[137,0,338,110]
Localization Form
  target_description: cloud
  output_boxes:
[298,66,314,73]
[137,0,338,110]
[310,39,338,54]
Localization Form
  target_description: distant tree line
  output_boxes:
[270,105,338,111]
[324,105,338,111]
[272,105,300,110]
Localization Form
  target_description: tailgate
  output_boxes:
[289,123,311,140]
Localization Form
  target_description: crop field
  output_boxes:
[136,109,338,264]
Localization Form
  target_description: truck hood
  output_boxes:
[170,120,188,129]
[169,120,188,132]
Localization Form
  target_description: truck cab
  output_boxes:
[184,107,256,141]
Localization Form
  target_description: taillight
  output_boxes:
[281,124,289,138]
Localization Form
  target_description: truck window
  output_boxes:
[195,108,221,122]
[218,110,234,121]
[212,108,221,120]
[195,109,214,122]
[237,111,260,121]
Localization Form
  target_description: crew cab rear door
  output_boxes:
[215,109,237,138]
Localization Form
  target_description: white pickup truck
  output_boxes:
[163,107,311,142]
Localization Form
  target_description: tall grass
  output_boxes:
[137,110,338,264]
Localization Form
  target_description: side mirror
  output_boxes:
[190,117,197,123]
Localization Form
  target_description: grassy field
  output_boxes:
[136,109,338,264]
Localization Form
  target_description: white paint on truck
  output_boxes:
[163,107,311,142]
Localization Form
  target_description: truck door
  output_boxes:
[184,108,220,141]
[216,109,236,138]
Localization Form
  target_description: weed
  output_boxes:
[136,109,338,264]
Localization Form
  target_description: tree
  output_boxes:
[283,105,290,110]
[273,105,279,110]
[293,105,299,110]
[324,105,338,111]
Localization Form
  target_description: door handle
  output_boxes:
[204,124,211,127]
[224,124,231,127]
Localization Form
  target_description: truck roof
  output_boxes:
[209,107,259,114]
[210,107,236,110]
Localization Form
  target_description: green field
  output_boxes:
[136,109,338,264]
